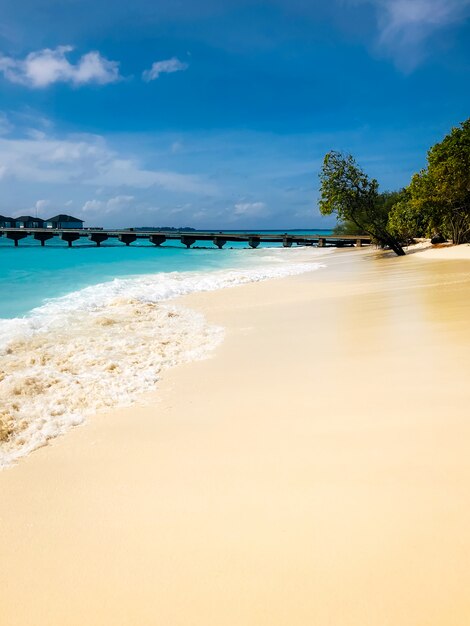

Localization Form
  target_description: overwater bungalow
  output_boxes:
[15,215,45,229]
[45,214,84,229]
[0,215,15,228]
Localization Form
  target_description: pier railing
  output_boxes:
[0,228,372,248]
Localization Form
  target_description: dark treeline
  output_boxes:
[318,118,470,256]
[133,226,196,232]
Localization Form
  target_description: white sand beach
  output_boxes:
[1,245,470,626]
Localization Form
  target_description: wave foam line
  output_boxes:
[0,259,325,467]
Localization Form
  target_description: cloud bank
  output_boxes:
[0,130,215,195]
[0,46,120,87]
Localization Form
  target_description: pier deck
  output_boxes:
[0,228,372,248]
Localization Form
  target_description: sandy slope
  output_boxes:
[1,245,470,626]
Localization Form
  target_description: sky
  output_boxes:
[0,0,469,229]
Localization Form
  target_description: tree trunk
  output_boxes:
[347,216,406,257]
[374,230,406,256]
[388,239,406,256]
[450,208,470,244]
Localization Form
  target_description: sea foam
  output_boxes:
[0,251,327,467]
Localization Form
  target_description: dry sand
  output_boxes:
[1,245,470,626]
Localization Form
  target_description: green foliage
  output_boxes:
[333,190,405,237]
[378,190,407,215]
[319,151,405,255]
[319,120,470,247]
[332,219,365,236]
[388,198,430,242]
[389,172,445,241]
[427,119,470,209]
[389,118,470,244]
[319,151,379,224]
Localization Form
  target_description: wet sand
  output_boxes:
[1,245,470,625]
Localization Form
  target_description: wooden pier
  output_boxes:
[0,228,372,248]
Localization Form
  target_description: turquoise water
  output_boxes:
[0,230,331,318]
[0,229,332,466]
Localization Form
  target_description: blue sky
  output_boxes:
[0,0,469,229]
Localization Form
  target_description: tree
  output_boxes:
[388,174,440,242]
[332,219,364,236]
[409,119,470,244]
[319,151,405,256]
[390,119,470,244]
[333,190,406,237]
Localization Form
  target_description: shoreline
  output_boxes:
[1,245,470,625]
[0,245,330,467]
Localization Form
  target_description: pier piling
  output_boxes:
[60,232,81,247]
[118,234,137,246]
[213,237,227,249]
[88,233,109,247]
[248,236,261,249]
[5,231,28,246]
[34,232,55,247]
[181,235,196,248]
[150,235,167,246]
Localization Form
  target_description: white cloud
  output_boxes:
[234,201,267,216]
[362,0,470,70]
[34,199,49,212]
[0,46,120,88]
[13,199,50,218]
[0,132,216,195]
[82,195,135,215]
[91,158,215,194]
[142,57,188,82]
[81,199,102,212]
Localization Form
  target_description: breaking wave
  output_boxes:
[0,254,326,467]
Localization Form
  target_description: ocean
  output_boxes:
[0,231,332,466]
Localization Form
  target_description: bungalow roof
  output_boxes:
[46,214,83,222]
[15,215,44,222]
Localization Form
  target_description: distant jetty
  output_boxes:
[0,227,371,248]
